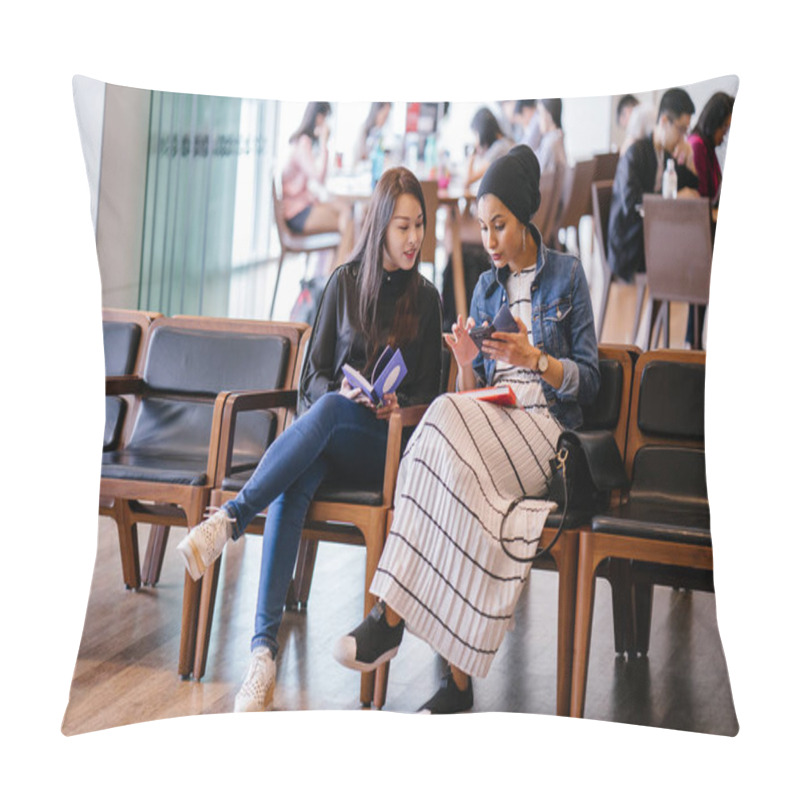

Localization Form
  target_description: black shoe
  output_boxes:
[417,670,473,714]
[333,601,405,672]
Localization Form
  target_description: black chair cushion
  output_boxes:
[591,444,710,545]
[638,360,704,439]
[591,499,711,546]
[103,400,275,485]
[101,450,211,486]
[582,359,622,431]
[103,321,141,376]
[143,327,290,396]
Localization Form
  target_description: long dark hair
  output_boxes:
[691,92,735,143]
[540,98,563,129]
[350,167,426,363]
[289,101,332,144]
[470,107,503,150]
[363,101,391,132]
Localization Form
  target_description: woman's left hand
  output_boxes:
[480,317,536,368]
[375,393,399,420]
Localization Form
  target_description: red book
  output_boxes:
[459,385,518,407]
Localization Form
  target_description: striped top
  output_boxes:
[492,264,549,414]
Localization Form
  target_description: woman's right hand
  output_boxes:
[340,377,378,411]
[444,314,479,368]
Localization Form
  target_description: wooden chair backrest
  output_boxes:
[642,195,713,306]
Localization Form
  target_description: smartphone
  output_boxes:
[468,305,517,347]
[468,323,496,346]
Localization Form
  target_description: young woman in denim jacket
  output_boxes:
[335,145,600,713]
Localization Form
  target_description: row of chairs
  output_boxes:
[101,309,710,717]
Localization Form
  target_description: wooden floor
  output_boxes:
[62,517,738,736]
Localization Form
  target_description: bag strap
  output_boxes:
[498,446,569,564]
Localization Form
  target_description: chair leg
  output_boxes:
[269,253,285,320]
[596,270,612,342]
[142,524,170,586]
[633,274,647,344]
[607,558,634,655]
[570,533,601,718]
[179,570,200,678]
[193,557,222,680]
[549,529,578,717]
[632,580,654,656]
[292,538,319,608]
[373,662,390,710]
[178,500,209,678]
[114,500,141,590]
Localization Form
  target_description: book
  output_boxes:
[459,385,518,407]
[468,304,519,346]
[341,345,407,406]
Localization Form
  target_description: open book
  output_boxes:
[342,345,407,406]
[459,385,518,407]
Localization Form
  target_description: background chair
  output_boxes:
[270,180,341,320]
[100,308,165,584]
[554,159,596,254]
[101,315,308,677]
[592,180,646,343]
[591,151,619,185]
[570,349,711,717]
[100,308,162,452]
[533,166,564,249]
[418,179,440,285]
[642,195,713,349]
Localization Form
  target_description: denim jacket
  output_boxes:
[469,225,600,430]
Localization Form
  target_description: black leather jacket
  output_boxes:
[298,261,443,414]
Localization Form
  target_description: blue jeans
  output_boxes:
[223,392,390,657]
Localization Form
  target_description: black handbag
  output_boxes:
[499,428,629,563]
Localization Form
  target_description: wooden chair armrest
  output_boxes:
[106,375,144,396]
[210,389,299,484]
[381,403,430,502]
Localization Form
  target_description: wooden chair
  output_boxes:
[642,195,713,349]
[101,315,308,677]
[533,165,564,249]
[270,180,341,320]
[591,151,620,186]
[100,308,162,452]
[570,349,710,717]
[592,181,646,344]
[554,159,595,254]
[419,179,439,284]
[529,343,638,716]
[100,308,166,584]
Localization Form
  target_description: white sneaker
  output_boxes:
[234,647,276,712]
[176,508,235,581]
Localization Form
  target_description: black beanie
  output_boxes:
[476,144,542,223]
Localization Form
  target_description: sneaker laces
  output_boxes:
[239,650,274,700]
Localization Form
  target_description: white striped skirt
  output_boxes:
[370,392,562,679]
